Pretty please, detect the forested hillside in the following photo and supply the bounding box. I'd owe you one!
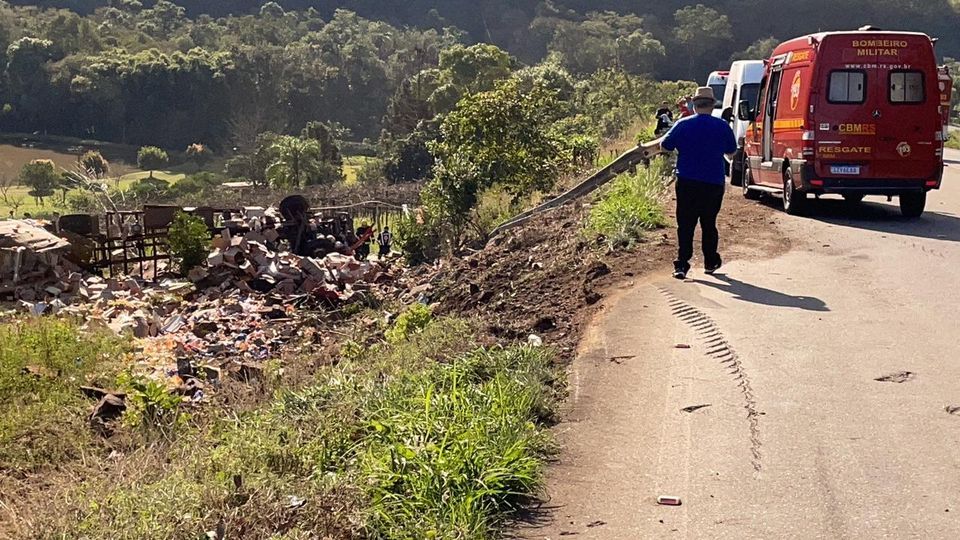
[0,0,958,150]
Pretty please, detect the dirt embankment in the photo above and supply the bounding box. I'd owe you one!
[432,188,787,363]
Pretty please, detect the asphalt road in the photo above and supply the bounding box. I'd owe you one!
[521,150,960,539]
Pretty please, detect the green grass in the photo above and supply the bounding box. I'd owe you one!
[588,156,670,249]
[946,130,960,150]
[343,156,376,186]
[7,313,560,539]
[0,317,129,474]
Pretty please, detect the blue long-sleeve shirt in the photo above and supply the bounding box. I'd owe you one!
[661,113,737,185]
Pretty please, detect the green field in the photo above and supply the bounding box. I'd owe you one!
[343,155,376,186]
[0,139,200,217]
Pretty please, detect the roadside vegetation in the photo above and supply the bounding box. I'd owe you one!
[588,156,671,250]
[1,307,559,539]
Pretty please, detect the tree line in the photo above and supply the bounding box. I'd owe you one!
[2,0,959,152]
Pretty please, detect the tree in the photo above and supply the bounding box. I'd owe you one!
[19,160,60,206]
[137,146,169,179]
[731,37,781,62]
[301,122,342,166]
[80,150,109,178]
[168,211,210,275]
[185,143,212,167]
[672,4,734,80]
[0,174,14,204]
[426,77,566,241]
[265,135,324,188]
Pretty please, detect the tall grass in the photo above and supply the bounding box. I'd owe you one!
[588,156,670,249]
[20,317,559,539]
[0,317,127,473]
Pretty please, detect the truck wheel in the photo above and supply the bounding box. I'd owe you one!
[742,158,761,200]
[729,151,744,187]
[899,191,926,218]
[782,169,806,215]
[843,194,865,204]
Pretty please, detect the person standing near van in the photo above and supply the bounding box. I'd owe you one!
[659,86,737,280]
[655,101,674,135]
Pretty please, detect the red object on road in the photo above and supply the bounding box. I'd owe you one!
[738,29,948,217]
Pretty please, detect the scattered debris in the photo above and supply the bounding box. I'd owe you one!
[874,371,916,383]
[609,354,635,364]
[90,393,126,422]
[657,495,682,506]
[674,344,691,349]
[586,520,606,528]
[527,334,544,347]
[946,405,960,416]
[680,404,711,413]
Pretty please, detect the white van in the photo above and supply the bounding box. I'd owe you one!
[706,71,729,117]
[718,60,765,185]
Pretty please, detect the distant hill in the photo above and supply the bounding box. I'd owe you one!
[9,0,960,66]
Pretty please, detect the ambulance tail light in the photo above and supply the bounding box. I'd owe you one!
[926,180,939,187]
[810,179,824,187]
[801,131,816,158]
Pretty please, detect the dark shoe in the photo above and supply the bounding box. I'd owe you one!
[705,256,723,275]
[673,263,689,280]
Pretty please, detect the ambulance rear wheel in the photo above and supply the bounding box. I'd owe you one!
[742,159,761,200]
[729,151,744,187]
[782,169,806,215]
[899,191,926,218]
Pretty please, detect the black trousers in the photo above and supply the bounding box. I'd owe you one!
[675,178,725,270]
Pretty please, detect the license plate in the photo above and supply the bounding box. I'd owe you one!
[830,165,861,175]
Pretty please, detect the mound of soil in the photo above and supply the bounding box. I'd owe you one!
[433,188,784,362]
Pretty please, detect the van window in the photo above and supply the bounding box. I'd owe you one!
[828,71,866,104]
[740,83,761,109]
[889,71,924,103]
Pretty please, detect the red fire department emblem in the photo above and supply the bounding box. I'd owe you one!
[790,71,802,110]
[896,142,911,157]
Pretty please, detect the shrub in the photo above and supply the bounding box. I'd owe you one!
[588,156,670,249]
[167,211,210,274]
[79,150,109,178]
[117,372,186,435]
[385,303,433,344]
[394,212,442,265]
[185,142,212,166]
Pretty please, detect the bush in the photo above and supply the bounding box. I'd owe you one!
[395,212,442,265]
[167,211,210,274]
[588,156,669,249]
[167,172,220,198]
[184,142,212,166]
[79,150,109,178]
[385,304,433,344]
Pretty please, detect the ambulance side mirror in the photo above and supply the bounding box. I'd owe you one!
[737,100,755,122]
[721,106,734,123]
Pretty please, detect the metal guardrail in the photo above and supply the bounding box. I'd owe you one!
[487,137,666,239]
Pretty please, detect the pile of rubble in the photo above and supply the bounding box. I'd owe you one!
[0,219,82,302]
[195,229,387,302]
[2,215,401,406]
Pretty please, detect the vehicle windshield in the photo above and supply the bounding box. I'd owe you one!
[710,83,727,108]
[740,83,761,110]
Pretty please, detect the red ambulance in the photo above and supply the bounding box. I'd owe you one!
[737,29,947,217]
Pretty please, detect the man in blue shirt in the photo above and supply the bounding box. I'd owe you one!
[659,86,737,280]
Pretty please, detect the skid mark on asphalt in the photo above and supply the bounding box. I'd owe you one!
[659,287,763,472]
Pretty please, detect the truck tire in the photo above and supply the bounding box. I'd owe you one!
[742,158,761,200]
[729,150,744,187]
[782,169,806,215]
[899,191,926,218]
